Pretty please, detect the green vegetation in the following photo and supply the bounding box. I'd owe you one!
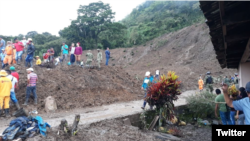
[185,91,216,119]
[0,1,204,57]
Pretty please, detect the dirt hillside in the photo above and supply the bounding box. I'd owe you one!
[12,64,141,113]
[100,23,236,91]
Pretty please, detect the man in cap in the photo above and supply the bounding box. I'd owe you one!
[105,47,110,66]
[6,70,20,110]
[0,70,12,117]
[10,66,19,82]
[61,42,69,65]
[222,81,250,125]
[23,68,38,105]
[86,50,93,67]
[141,71,153,110]
[204,71,213,93]
[14,38,24,65]
[25,39,35,67]
[97,49,102,70]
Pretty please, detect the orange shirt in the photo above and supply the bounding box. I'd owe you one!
[5,45,13,55]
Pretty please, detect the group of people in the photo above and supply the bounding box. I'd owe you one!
[198,72,239,93]
[141,70,160,109]
[0,37,35,68]
[38,42,111,70]
[0,66,38,117]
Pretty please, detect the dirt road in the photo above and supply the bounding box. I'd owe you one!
[0,90,196,134]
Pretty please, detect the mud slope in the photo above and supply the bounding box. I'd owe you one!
[12,64,141,113]
[107,23,236,91]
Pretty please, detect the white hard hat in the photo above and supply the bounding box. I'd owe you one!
[26,68,34,71]
[145,71,150,76]
[156,70,159,75]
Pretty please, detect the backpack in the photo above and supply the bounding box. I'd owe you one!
[206,76,212,84]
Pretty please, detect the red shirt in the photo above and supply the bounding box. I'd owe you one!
[11,72,19,88]
[14,42,24,52]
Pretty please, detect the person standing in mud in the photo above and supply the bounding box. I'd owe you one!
[105,47,110,66]
[86,50,93,66]
[97,49,102,70]
[198,76,204,92]
[61,42,68,65]
[25,40,35,67]
[69,43,76,65]
[47,48,55,62]
[204,71,213,93]
[0,70,12,117]
[75,42,83,66]
[23,68,38,105]
[141,71,153,110]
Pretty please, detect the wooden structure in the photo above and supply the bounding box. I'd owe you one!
[199,1,250,87]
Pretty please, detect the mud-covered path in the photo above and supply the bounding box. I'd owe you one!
[0,90,196,134]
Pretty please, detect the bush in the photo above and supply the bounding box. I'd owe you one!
[185,91,216,119]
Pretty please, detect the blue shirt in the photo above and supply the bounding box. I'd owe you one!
[142,77,153,90]
[105,50,110,58]
[61,45,69,54]
[233,97,250,125]
[0,53,5,61]
[0,39,5,50]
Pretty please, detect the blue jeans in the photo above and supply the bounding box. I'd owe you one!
[25,54,33,67]
[230,111,236,125]
[106,57,109,65]
[220,111,232,125]
[10,91,18,104]
[238,114,245,125]
[26,86,37,101]
[16,51,23,62]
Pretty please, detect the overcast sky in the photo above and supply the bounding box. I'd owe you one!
[0,0,145,37]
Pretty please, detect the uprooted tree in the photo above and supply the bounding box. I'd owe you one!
[140,71,184,130]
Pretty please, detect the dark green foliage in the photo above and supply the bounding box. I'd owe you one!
[186,91,216,119]
[121,1,204,46]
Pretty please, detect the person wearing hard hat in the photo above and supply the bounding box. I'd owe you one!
[23,68,38,105]
[36,56,41,65]
[97,49,102,70]
[141,71,153,110]
[6,70,20,111]
[25,39,35,67]
[0,70,12,117]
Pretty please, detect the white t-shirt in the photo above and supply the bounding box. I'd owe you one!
[70,47,75,54]
[7,75,18,92]
[21,40,27,46]
[55,58,59,62]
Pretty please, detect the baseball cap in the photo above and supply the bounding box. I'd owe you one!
[26,68,34,71]
[246,81,250,93]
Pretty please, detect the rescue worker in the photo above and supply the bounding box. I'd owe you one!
[141,71,153,110]
[155,70,160,80]
[204,71,213,93]
[0,70,12,117]
[198,76,204,92]
[97,49,102,70]
[23,68,38,105]
[86,50,93,66]
[6,70,20,110]
[223,76,230,86]
[233,73,239,84]
[3,41,14,69]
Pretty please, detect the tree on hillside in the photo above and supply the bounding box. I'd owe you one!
[42,32,52,37]
[26,31,38,39]
[60,1,126,49]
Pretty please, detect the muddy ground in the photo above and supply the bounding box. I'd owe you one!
[26,119,211,141]
[10,64,141,114]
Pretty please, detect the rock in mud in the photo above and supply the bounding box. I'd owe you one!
[45,96,57,113]
[123,118,131,126]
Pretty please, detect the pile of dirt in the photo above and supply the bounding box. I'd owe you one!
[11,64,141,113]
[106,23,236,91]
